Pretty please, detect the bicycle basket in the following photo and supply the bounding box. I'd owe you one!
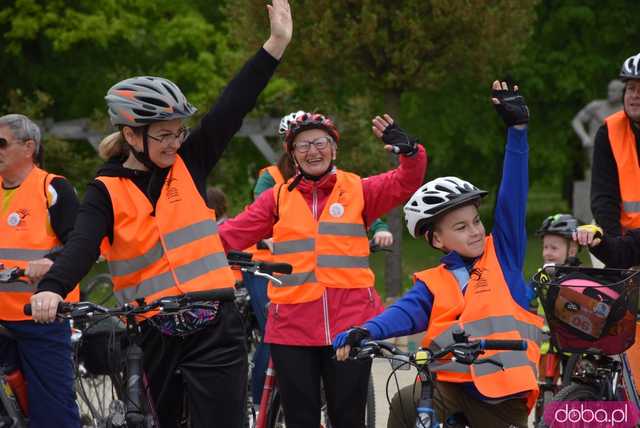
[77,316,126,376]
[532,265,639,355]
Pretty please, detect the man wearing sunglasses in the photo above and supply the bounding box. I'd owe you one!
[0,114,81,427]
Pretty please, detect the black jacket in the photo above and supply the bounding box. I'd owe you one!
[39,48,279,298]
[590,118,640,236]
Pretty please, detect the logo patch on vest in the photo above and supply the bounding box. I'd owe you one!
[7,212,21,227]
[329,202,344,218]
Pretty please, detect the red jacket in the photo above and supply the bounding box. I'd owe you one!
[220,145,427,345]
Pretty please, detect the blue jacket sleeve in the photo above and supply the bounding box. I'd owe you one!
[492,126,530,309]
[362,280,433,339]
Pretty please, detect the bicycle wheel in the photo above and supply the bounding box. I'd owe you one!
[536,383,601,428]
[76,371,125,428]
[266,388,286,428]
[365,374,376,428]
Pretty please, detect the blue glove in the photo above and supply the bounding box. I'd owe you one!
[332,326,371,350]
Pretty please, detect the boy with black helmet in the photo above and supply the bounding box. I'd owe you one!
[334,81,543,428]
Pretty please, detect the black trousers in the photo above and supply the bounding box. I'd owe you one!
[141,301,247,428]
[270,344,372,428]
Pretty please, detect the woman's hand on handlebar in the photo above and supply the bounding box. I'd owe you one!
[30,291,63,323]
[573,224,603,248]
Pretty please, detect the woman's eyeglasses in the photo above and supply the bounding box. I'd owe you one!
[146,128,189,145]
[293,136,333,153]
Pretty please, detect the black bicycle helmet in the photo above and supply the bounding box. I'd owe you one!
[537,214,578,238]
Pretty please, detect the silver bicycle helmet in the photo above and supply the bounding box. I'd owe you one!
[620,53,640,81]
[404,176,488,238]
[105,76,197,127]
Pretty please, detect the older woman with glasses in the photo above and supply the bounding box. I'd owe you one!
[34,1,292,426]
[219,111,428,428]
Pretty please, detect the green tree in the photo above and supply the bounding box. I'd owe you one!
[0,0,292,199]
[228,0,538,296]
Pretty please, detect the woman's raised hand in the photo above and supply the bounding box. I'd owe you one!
[263,0,293,60]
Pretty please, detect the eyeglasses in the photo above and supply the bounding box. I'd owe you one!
[293,136,333,153]
[0,137,21,150]
[146,127,189,145]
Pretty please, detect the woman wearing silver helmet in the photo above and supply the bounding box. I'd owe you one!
[33,1,292,426]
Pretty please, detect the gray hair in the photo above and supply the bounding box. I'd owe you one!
[0,114,42,160]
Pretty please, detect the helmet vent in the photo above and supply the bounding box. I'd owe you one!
[134,83,163,94]
[137,96,169,108]
[161,82,180,103]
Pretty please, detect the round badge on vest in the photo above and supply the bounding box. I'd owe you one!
[7,212,21,227]
[329,202,344,218]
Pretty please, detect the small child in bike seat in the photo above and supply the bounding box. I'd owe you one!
[333,81,544,428]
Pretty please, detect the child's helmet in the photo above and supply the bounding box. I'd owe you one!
[403,176,487,238]
[537,214,578,238]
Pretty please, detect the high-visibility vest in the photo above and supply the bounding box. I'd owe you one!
[606,111,640,231]
[418,236,544,410]
[98,155,235,305]
[0,167,79,320]
[244,165,286,265]
[259,165,284,187]
[269,170,374,304]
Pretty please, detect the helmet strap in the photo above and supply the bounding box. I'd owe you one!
[127,126,159,171]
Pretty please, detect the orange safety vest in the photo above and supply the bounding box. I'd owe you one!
[244,165,286,265]
[98,155,236,305]
[418,236,543,410]
[0,167,79,320]
[259,165,285,187]
[269,170,374,304]
[606,111,640,231]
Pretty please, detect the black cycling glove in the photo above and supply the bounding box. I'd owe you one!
[344,326,372,351]
[382,123,419,156]
[492,83,529,127]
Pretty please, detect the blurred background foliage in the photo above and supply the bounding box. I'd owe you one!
[2,0,639,293]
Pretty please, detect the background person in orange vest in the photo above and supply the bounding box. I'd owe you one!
[334,81,543,428]
[220,111,427,428]
[591,52,640,236]
[0,114,81,427]
[33,2,292,426]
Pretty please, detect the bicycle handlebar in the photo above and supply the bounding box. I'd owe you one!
[23,287,235,317]
[0,267,26,283]
[353,336,527,364]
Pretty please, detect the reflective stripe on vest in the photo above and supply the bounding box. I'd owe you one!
[606,111,640,231]
[418,235,543,410]
[107,219,219,276]
[431,350,538,378]
[269,170,374,303]
[0,167,79,321]
[99,155,235,305]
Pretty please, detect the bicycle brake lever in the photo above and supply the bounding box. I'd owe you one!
[475,357,504,370]
[253,270,283,286]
